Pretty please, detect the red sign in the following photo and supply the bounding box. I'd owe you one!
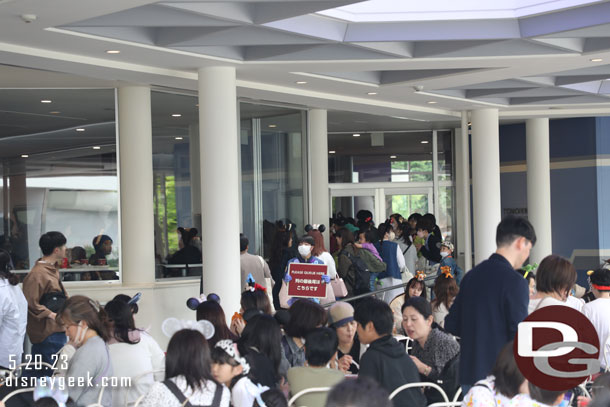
[287,263,328,298]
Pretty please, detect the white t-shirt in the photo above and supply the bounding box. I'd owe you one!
[0,278,28,369]
[527,296,583,314]
[318,251,337,279]
[582,297,610,369]
[140,376,230,407]
[232,376,268,407]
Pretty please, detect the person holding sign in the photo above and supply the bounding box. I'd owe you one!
[279,235,334,309]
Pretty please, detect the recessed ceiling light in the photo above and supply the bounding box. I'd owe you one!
[105,50,121,54]
[268,124,277,128]
[92,146,101,150]
[329,150,336,154]
[390,155,397,159]
[172,113,182,117]
[21,154,28,158]
[367,92,378,95]
[590,58,603,62]
[296,81,308,85]
[40,99,52,103]
[49,111,60,114]
[175,137,183,140]
[427,101,437,104]
[76,128,85,132]
[421,140,429,144]
[353,133,361,137]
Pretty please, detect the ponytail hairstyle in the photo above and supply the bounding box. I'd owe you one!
[57,295,110,342]
[104,299,139,344]
[0,249,18,286]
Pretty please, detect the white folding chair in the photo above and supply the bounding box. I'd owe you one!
[1,387,35,403]
[393,334,413,353]
[133,394,147,407]
[288,387,332,406]
[389,382,449,403]
[604,333,610,372]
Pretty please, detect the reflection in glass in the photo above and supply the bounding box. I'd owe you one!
[332,196,375,221]
[385,193,429,219]
[0,89,119,281]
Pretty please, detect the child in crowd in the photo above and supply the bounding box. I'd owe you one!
[355,230,383,262]
[431,269,459,328]
[390,273,427,333]
[212,339,268,407]
[286,327,345,407]
[583,267,610,371]
[354,297,426,407]
[439,242,464,285]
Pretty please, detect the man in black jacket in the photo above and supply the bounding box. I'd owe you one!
[355,298,426,407]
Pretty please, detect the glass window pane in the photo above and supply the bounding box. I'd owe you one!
[439,186,454,242]
[0,89,119,282]
[329,131,433,183]
[438,130,453,181]
[385,193,429,219]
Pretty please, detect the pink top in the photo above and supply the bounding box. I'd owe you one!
[361,242,383,262]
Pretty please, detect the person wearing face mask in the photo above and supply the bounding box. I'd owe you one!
[374,222,406,304]
[280,235,333,308]
[414,217,442,264]
[55,295,113,406]
[438,242,464,285]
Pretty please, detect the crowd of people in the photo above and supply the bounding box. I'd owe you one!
[1,213,610,407]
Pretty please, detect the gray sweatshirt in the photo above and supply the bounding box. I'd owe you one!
[66,335,114,406]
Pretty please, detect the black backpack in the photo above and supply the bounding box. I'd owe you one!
[345,251,371,295]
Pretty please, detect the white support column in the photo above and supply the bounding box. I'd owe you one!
[198,67,240,315]
[310,109,330,247]
[189,124,202,231]
[471,109,502,265]
[455,111,473,271]
[118,86,155,285]
[526,118,552,263]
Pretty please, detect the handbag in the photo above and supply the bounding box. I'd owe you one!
[331,278,348,298]
[40,291,67,313]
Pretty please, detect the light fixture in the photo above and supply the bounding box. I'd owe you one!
[21,154,29,158]
[367,92,378,95]
[175,136,183,140]
[590,58,603,62]
[427,101,437,104]
[329,150,336,154]
[40,99,52,103]
[171,113,182,117]
[49,111,60,114]
[296,81,307,85]
[390,155,397,159]
[92,146,101,150]
[105,50,121,54]
[268,124,277,128]
[353,133,361,137]
[421,140,429,144]
[76,128,85,132]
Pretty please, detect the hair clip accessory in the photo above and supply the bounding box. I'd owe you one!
[215,340,251,374]
[440,266,453,279]
[415,270,425,281]
[161,317,215,340]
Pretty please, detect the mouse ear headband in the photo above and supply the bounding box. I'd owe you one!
[215,340,250,374]
[162,318,215,340]
[34,381,69,407]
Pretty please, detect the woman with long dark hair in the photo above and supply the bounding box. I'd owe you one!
[140,329,230,407]
[268,228,294,309]
[196,300,238,347]
[237,314,283,388]
[104,299,165,406]
[0,249,27,369]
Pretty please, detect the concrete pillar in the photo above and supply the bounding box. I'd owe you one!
[117,86,155,285]
[526,118,552,263]
[455,112,473,271]
[189,124,202,232]
[198,67,240,315]
[310,109,330,247]
[471,109,501,265]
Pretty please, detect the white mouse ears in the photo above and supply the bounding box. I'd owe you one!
[161,318,215,340]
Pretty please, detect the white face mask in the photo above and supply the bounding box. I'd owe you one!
[298,245,312,257]
[388,231,396,241]
[72,321,89,347]
[440,251,449,258]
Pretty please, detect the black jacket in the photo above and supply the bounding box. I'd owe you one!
[420,232,442,264]
[359,335,427,407]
